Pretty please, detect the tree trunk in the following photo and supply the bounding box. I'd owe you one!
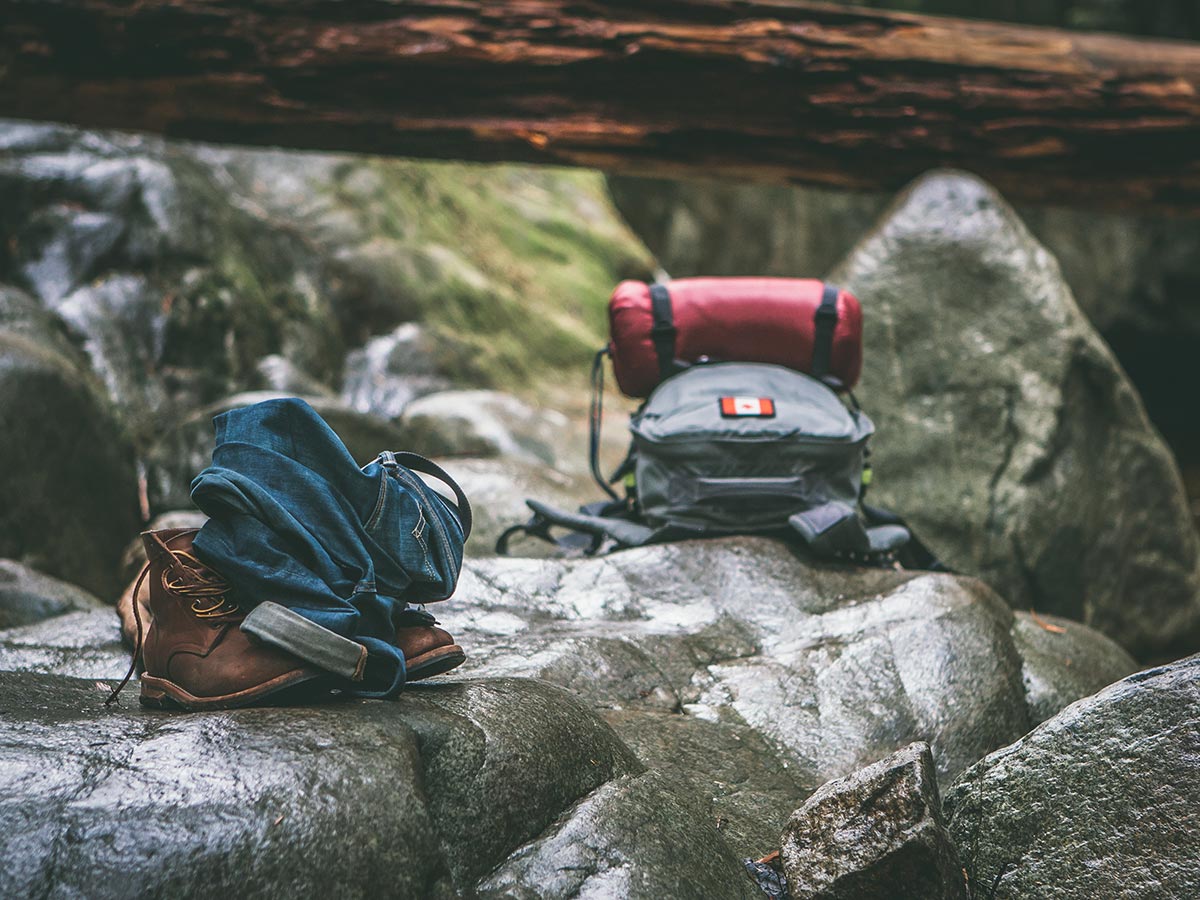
[2,0,1200,210]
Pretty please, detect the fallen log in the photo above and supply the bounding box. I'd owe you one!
[2,0,1200,209]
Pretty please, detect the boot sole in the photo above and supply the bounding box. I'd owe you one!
[406,645,466,682]
[140,647,466,709]
[139,670,327,711]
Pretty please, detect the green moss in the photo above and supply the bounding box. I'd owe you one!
[320,159,655,389]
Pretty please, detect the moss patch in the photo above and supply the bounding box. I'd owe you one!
[225,153,656,390]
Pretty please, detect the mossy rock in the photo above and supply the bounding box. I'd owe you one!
[0,330,139,598]
[204,149,656,390]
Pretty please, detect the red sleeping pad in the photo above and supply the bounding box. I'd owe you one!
[608,277,863,398]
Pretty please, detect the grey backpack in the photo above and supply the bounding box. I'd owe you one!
[498,361,929,563]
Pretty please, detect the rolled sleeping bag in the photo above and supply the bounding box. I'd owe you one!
[608,277,863,398]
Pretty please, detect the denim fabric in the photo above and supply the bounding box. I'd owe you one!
[189,398,467,698]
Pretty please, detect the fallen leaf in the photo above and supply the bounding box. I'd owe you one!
[1030,609,1066,634]
[273,814,284,827]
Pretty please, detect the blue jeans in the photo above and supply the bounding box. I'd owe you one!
[189,398,470,698]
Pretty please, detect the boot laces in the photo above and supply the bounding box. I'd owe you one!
[164,551,239,619]
[104,548,238,707]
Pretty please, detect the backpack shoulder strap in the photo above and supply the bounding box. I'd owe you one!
[496,499,663,556]
[788,501,870,557]
[788,500,913,562]
[589,348,621,501]
[383,451,472,540]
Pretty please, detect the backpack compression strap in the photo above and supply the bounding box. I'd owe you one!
[812,283,840,383]
[649,283,678,382]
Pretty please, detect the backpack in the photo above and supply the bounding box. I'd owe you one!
[497,280,942,569]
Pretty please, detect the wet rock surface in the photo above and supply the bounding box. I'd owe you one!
[1009,610,1138,726]
[0,561,105,630]
[601,710,811,858]
[0,610,129,680]
[0,674,650,899]
[945,654,1200,900]
[448,541,1032,788]
[476,767,758,899]
[0,121,346,440]
[0,537,1141,897]
[255,354,338,399]
[830,172,1200,659]
[434,537,1142,860]
[781,742,965,900]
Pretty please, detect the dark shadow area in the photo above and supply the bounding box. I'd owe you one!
[1104,329,1200,525]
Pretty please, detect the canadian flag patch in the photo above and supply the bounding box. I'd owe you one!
[720,396,776,418]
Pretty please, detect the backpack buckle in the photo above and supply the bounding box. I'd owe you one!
[650,321,677,341]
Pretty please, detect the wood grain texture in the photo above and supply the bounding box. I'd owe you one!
[2,0,1200,209]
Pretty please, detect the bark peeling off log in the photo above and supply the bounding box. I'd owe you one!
[2,0,1200,210]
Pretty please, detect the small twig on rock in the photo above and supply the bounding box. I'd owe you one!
[1030,609,1067,634]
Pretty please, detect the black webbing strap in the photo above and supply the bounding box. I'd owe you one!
[589,348,619,500]
[861,503,952,573]
[495,499,660,556]
[812,282,839,381]
[649,283,677,382]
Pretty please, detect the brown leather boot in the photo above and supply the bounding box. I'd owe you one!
[396,622,465,681]
[124,528,326,710]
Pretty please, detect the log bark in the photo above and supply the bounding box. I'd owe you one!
[2,0,1200,210]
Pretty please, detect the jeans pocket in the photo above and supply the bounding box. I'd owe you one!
[409,504,436,579]
[367,470,438,582]
[364,470,390,532]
